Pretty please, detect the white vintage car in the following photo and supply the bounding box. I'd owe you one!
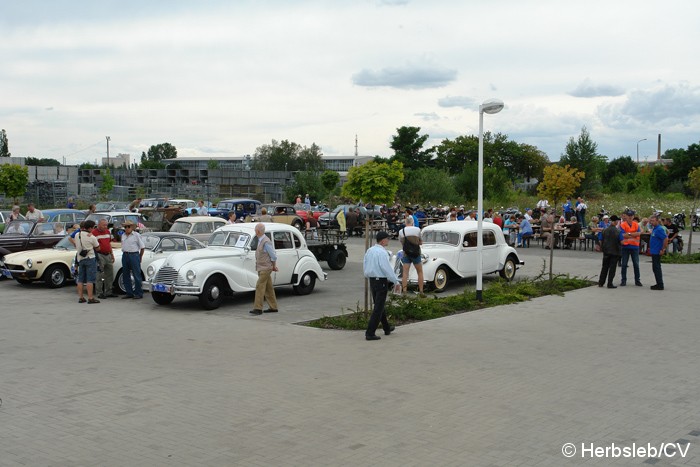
[143,223,327,310]
[0,235,76,288]
[394,221,524,292]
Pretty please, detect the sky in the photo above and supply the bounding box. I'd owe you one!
[2,0,700,165]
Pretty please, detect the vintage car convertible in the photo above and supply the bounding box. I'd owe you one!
[394,221,524,292]
[143,223,327,310]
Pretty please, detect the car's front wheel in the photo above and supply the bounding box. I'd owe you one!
[43,264,69,288]
[199,277,225,310]
[152,291,175,305]
[432,266,449,292]
[293,219,304,230]
[499,256,517,281]
[293,271,316,295]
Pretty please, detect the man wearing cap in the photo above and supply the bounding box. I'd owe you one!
[619,210,642,287]
[363,231,400,341]
[598,215,623,288]
[120,220,146,299]
[648,215,668,290]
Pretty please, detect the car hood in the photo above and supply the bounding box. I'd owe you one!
[161,246,246,270]
[2,246,74,265]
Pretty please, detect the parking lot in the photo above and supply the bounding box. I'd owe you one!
[1,237,700,466]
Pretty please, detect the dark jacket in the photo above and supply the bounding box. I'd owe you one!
[601,224,622,256]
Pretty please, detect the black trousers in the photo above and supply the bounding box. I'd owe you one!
[366,278,391,337]
[599,253,619,286]
[651,254,664,287]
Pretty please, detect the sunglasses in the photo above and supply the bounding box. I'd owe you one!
[124,225,133,229]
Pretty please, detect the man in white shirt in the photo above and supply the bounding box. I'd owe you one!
[196,200,209,216]
[25,203,44,221]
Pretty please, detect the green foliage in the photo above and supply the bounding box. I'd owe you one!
[78,162,99,169]
[251,140,324,172]
[688,167,700,196]
[284,171,325,204]
[0,129,10,157]
[560,126,606,194]
[660,252,700,264]
[207,160,220,169]
[537,164,584,208]
[140,143,176,168]
[320,170,340,194]
[0,164,29,200]
[99,169,115,199]
[25,157,61,166]
[604,156,637,185]
[304,276,593,330]
[398,167,459,204]
[389,126,434,170]
[341,160,404,205]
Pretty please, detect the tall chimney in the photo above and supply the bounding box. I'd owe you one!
[657,134,661,160]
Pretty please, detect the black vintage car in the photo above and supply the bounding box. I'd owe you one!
[0,220,66,257]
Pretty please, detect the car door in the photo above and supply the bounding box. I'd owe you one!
[481,230,499,273]
[457,232,478,277]
[271,230,298,285]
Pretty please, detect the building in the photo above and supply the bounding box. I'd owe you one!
[102,153,131,168]
[162,155,374,176]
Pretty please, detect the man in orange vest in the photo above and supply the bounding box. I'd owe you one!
[619,209,642,287]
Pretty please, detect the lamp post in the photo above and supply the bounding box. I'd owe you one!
[106,136,111,167]
[636,138,646,165]
[476,99,504,301]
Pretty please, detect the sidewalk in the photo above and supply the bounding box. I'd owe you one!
[0,254,699,466]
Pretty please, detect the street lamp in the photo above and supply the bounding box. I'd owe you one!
[477,98,504,301]
[636,138,646,164]
[106,136,111,167]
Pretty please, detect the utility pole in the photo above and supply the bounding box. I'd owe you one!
[106,136,111,167]
[354,134,358,167]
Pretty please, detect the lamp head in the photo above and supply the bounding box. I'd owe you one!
[480,99,504,115]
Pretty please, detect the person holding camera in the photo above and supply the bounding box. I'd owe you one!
[75,219,101,304]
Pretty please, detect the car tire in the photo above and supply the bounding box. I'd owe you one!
[499,256,517,281]
[116,269,143,294]
[293,271,316,295]
[43,264,68,288]
[199,277,225,310]
[327,249,346,270]
[152,291,175,305]
[432,266,449,292]
[293,219,304,230]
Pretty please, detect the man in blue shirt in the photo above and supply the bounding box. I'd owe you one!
[648,215,668,290]
[363,231,400,341]
[517,214,533,247]
[563,198,573,218]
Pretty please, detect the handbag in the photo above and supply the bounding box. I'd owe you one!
[402,227,421,257]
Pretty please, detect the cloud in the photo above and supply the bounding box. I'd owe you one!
[377,0,409,5]
[437,95,476,109]
[598,81,700,128]
[352,65,457,89]
[414,112,440,121]
[569,79,625,98]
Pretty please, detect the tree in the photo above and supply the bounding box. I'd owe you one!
[99,169,115,200]
[251,140,324,171]
[140,143,177,168]
[284,171,325,204]
[686,166,700,255]
[0,129,10,158]
[0,164,29,203]
[320,170,340,196]
[559,126,605,194]
[389,126,434,170]
[514,144,549,182]
[398,168,459,204]
[665,142,700,193]
[434,135,478,174]
[25,157,61,167]
[604,156,637,185]
[342,160,404,206]
[537,164,584,279]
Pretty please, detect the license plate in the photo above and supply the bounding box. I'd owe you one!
[152,283,171,293]
[1,268,12,278]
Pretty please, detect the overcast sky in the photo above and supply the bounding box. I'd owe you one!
[2,0,699,165]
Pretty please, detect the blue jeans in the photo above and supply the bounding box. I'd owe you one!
[651,254,663,287]
[121,252,143,297]
[620,248,640,284]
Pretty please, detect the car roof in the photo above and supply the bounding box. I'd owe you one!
[218,223,298,233]
[42,209,85,214]
[218,199,260,203]
[174,217,227,223]
[422,220,500,233]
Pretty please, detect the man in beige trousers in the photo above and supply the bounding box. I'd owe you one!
[250,223,279,315]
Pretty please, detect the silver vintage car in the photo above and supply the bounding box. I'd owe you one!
[144,223,327,310]
[394,221,524,292]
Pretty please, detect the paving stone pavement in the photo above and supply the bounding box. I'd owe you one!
[1,242,699,466]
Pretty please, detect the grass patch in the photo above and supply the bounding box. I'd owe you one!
[304,276,594,330]
[661,252,700,264]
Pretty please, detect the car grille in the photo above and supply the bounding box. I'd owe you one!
[3,263,27,273]
[154,266,179,284]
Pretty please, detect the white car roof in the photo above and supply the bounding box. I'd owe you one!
[174,217,226,224]
[218,223,299,234]
[422,220,501,233]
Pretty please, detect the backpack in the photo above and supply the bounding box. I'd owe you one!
[402,227,421,257]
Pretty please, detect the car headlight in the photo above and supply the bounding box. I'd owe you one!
[26,259,33,268]
[146,265,155,278]
[186,270,196,282]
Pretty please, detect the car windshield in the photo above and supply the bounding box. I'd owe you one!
[86,213,110,223]
[170,222,191,234]
[54,236,76,250]
[208,231,251,247]
[143,235,160,251]
[95,203,112,210]
[3,221,32,235]
[421,230,460,246]
[216,202,233,210]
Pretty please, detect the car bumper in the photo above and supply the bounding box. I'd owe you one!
[1,266,38,280]
[143,281,202,296]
